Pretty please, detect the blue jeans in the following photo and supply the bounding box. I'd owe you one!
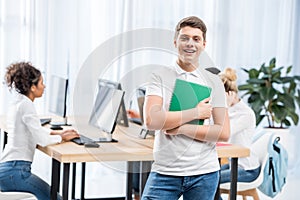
[220,164,260,184]
[142,171,219,200]
[0,160,61,200]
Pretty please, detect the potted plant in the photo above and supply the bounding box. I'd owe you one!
[238,57,300,128]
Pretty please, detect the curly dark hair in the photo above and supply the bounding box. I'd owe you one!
[174,16,207,41]
[4,62,41,95]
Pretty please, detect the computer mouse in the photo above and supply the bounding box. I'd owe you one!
[84,142,100,148]
[50,125,63,130]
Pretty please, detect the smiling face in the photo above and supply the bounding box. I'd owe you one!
[174,26,206,71]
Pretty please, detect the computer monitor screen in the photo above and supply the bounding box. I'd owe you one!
[135,87,155,138]
[89,82,125,134]
[137,88,146,123]
[48,75,69,127]
[97,79,129,127]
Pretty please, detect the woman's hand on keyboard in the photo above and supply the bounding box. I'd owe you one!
[60,129,80,142]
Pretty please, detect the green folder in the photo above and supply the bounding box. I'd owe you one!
[169,79,212,125]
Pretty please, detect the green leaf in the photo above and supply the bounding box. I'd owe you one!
[238,84,254,91]
[282,119,291,127]
[280,76,294,84]
[269,57,276,67]
[248,93,262,104]
[294,75,300,81]
[278,93,296,109]
[241,68,249,73]
[261,64,269,75]
[286,65,292,74]
[289,111,299,125]
[296,89,300,105]
[272,66,283,74]
[272,105,287,121]
[260,87,276,101]
[289,81,297,93]
[256,114,265,126]
[248,69,260,79]
[249,99,264,115]
[247,78,266,84]
[273,78,282,84]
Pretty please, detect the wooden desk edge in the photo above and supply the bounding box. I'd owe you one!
[216,145,250,158]
[37,143,154,163]
[38,143,250,163]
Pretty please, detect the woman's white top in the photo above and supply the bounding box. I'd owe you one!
[0,94,62,163]
[228,100,260,170]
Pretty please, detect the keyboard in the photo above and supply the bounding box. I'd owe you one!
[40,118,51,126]
[71,134,94,145]
[129,118,142,126]
[71,135,118,145]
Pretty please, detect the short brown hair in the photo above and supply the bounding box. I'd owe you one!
[174,16,207,41]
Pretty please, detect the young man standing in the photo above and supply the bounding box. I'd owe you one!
[142,16,230,200]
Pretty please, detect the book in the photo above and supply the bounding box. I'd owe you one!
[169,79,212,125]
[216,142,232,147]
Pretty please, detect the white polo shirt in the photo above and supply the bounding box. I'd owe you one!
[146,63,227,176]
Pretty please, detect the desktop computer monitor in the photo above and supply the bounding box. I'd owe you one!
[97,79,129,128]
[136,88,146,123]
[88,80,125,142]
[48,75,69,129]
[135,87,155,139]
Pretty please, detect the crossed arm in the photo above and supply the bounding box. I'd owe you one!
[144,95,230,142]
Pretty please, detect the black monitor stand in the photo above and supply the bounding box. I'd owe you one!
[96,132,118,143]
[139,128,155,139]
[50,125,63,130]
[50,117,72,130]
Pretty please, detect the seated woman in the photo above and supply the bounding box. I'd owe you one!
[0,62,79,200]
[219,68,260,184]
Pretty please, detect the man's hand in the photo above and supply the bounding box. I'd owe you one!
[127,109,141,119]
[195,97,212,119]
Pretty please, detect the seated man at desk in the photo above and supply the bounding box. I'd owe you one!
[0,62,79,200]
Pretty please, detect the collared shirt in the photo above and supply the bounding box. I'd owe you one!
[0,94,61,163]
[228,100,260,170]
[146,63,227,176]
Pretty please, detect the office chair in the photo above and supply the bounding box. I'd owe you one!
[220,133,275,200]
[1,130,37,200]
[0,191,37,200]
